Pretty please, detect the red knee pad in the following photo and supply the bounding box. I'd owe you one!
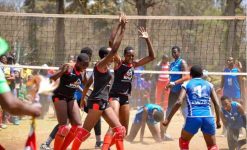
[74,127,90,142]
[179,137,189,150]
[208,145,219,150]
[112,126,126,140]
[57,125,70,137]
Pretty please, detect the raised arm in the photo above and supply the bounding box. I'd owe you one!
[109,13,123,48]
[134,27,155,67]
[97,14,127,70]
[210,88,221,129]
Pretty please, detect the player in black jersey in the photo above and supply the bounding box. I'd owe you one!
[71,13,127,150]
[40,47,102,150]
[50,53,90,150]
[102,27,155,150]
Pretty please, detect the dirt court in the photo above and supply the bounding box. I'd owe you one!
[0,109,246,150]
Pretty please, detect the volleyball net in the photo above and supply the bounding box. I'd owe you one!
[0,12,246,71]
[0,12,246,108]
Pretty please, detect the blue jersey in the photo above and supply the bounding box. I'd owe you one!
[134,103,163,124]
[222,101,243,129]
[74,84,84,101]
[170,58,183,92]
[223,68,241,99]
[182,78,213,117]
[145,103,163,120]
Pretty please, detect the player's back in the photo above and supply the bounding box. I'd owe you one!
[182,78,213,117]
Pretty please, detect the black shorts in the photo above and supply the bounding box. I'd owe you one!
[87,100,109,111]
[52,94,75,103]
[109,93,129,106]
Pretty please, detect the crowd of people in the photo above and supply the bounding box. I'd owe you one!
[0,13,246,150]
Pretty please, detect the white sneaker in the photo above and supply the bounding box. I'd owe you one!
[163,134,173,141]
[40,143,51,150]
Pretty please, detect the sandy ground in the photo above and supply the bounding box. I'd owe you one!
[0,108,246,150]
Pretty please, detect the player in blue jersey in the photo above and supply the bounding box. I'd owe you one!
[166,46,190,117]
[163,65,221,150]
[126,103,164,143]
[221,96,246,150]
[163,46,190,139]
[219,56,245,104]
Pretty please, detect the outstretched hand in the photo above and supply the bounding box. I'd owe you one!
[119,13,128,26]
[138,27,149,39]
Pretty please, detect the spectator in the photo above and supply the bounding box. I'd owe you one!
[219,57,245,104]
[155,54,170,110]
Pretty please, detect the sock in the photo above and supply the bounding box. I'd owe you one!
[61,126,78,150]
[54,134,65,150]
[109,135,116,147]
[46,137,53,146]
[101,134,113,150]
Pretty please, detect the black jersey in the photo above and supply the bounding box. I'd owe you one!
[110,62,134,95]
[53,67,83,98]
[88,66,112,101]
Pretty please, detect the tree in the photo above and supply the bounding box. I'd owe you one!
[54,0,66,65]
[222,0,243,59]
[126,0,162,58]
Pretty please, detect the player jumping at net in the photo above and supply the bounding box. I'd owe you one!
[101,26,155,150]
[70,13,127,150]
[163,65,221,150]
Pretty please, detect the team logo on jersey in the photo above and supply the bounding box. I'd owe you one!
[123,69,133,81]
[66,79,81,89]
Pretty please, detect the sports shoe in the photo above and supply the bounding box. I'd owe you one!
[163,133,173,141]
[0,124,7,129]
[95,141,103,149]
[40,143,51,150]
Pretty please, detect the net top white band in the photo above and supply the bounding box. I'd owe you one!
[0,12,245,20]
[1,64,247,76]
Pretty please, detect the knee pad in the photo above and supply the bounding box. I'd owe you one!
[208,145,219,150]
[57,125,70,137]
[74,127,90,142]
[179,137,189,150]
[112,126,126,140]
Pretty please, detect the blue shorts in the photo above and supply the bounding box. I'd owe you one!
[183,117,216,135]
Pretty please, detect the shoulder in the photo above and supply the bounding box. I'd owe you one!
[205,80,214,89]
[182,80,190,89]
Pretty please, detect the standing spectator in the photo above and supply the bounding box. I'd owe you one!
[155,54,170,110]
[219,57,245,104]
[0,55,15,127]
